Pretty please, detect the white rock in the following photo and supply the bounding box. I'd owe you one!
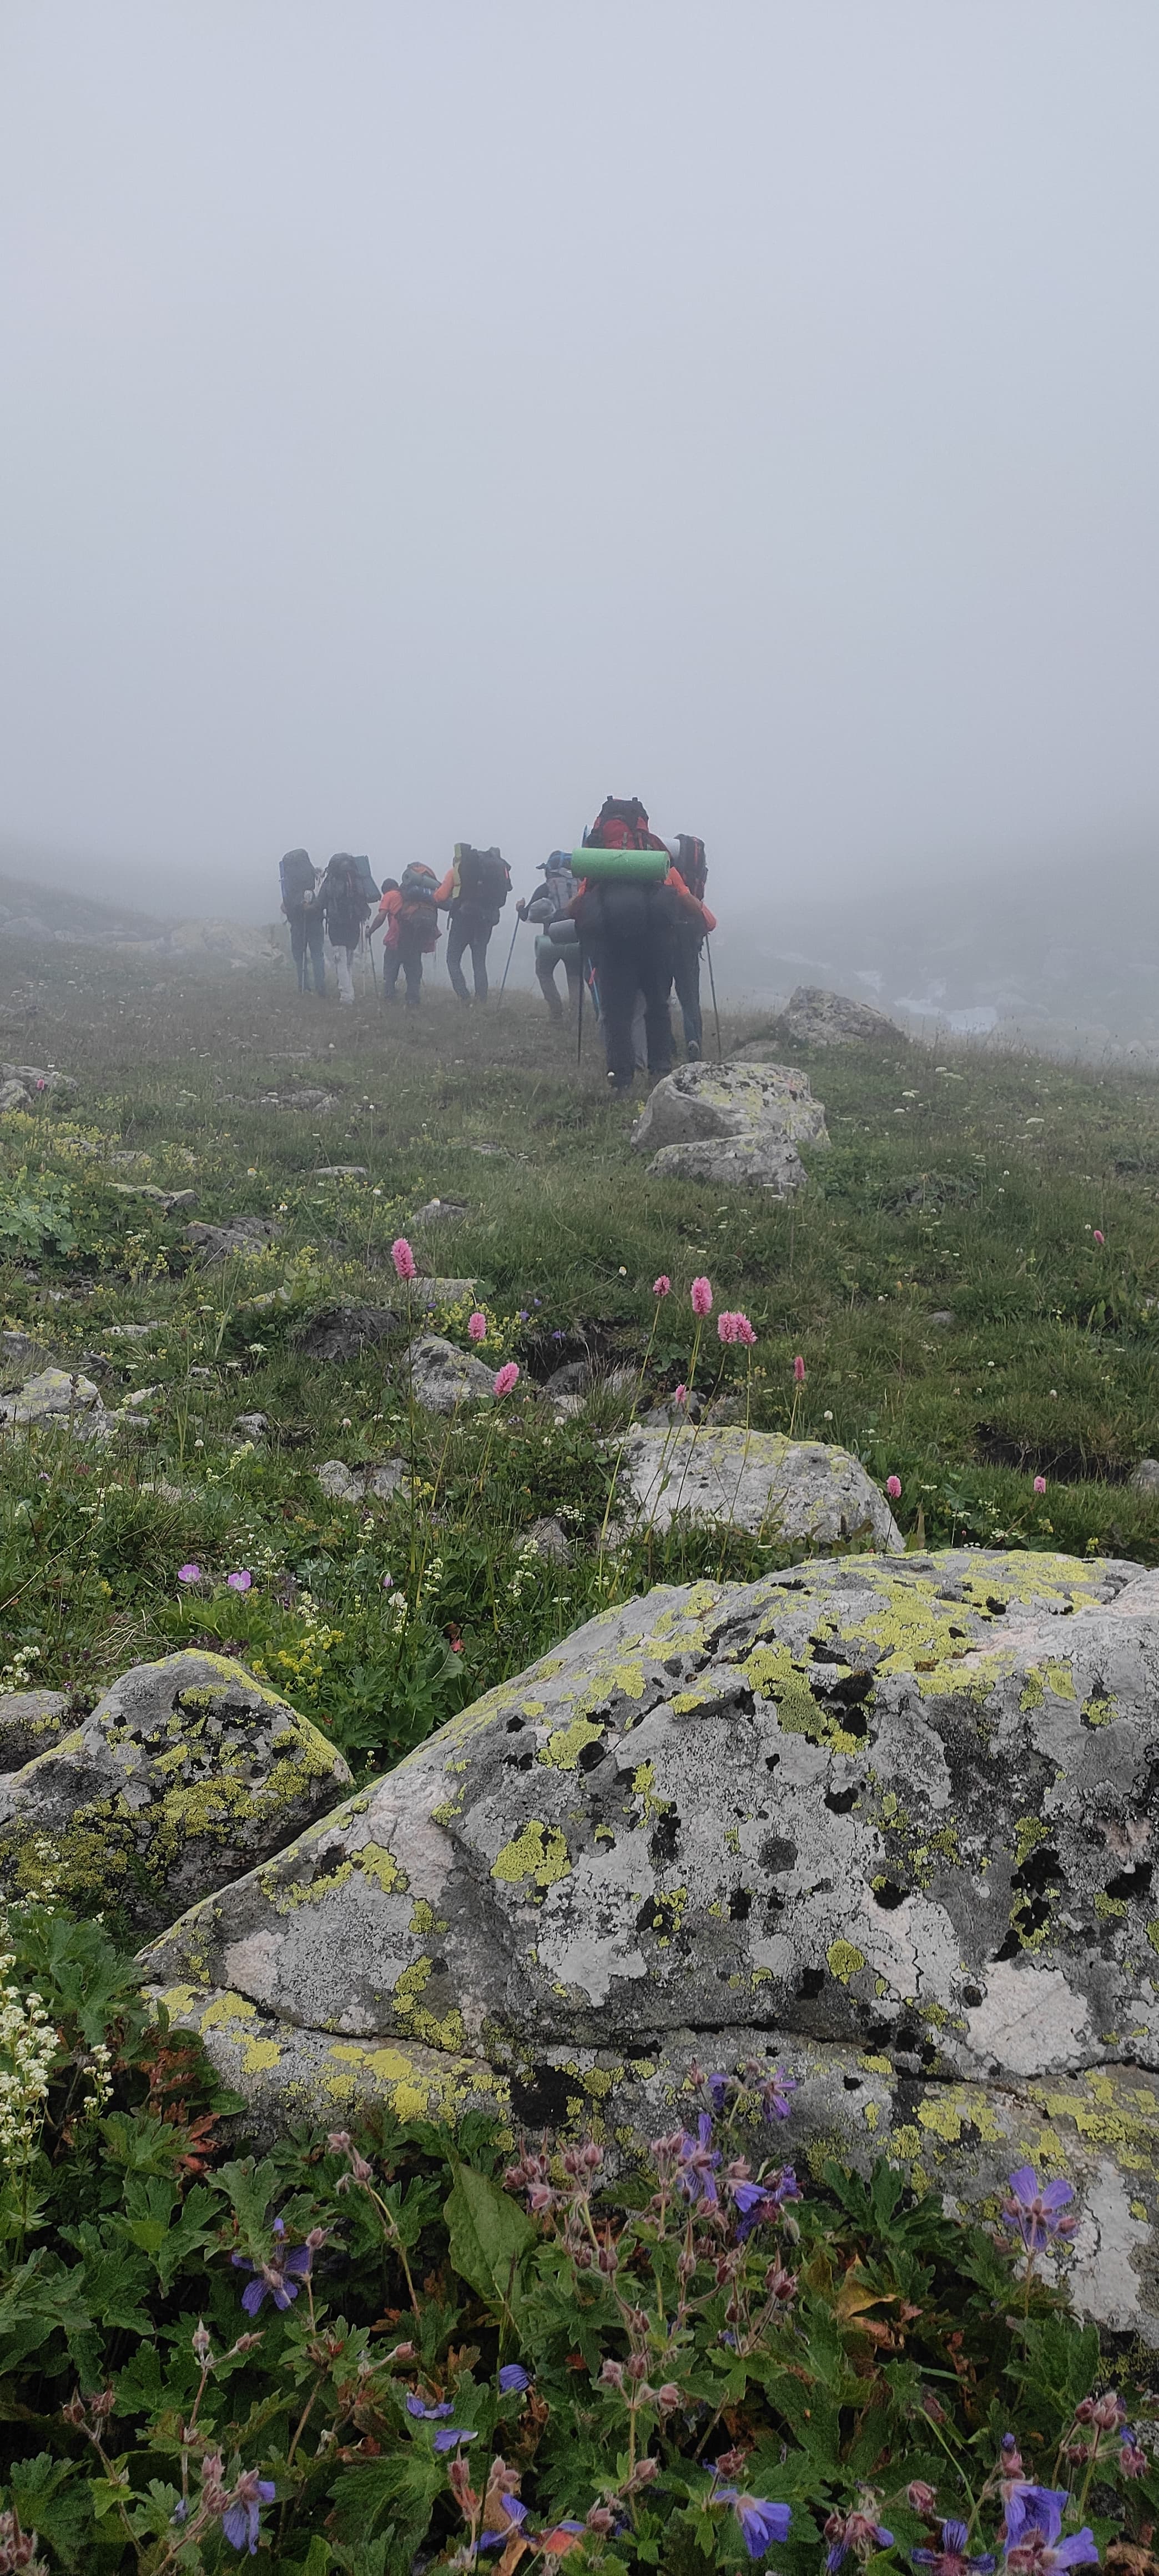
[612,1425,904,1549]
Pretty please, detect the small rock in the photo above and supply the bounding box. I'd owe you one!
[123,1385,162,1410]
[781,986,903,1046]
[185,1216,281,1262]
[523,1516,572,1563]
[313,1165,367,1179]
[404,1277,477,1309]
[542,1359,592,1399]
[633,1061,827,1195]
[295,1305,402,1362]
[0,1061,74,1094]
[1129,1461,1159,1495]
[0,1330,51,1383]
[231,1412,269,1441]
[108,1182,199,1213]
[0,1368,102,1425]
[108,1320,164,1340]
[0,1080,30,1113]
[613,1425,904,1549]
[702,1395,743,1425]
[412,1198,468,1225]
[0,1689,73,1772]
[647,1134,810,1192]
[317,1457,410,1505]
[405,1335,496,1415]
[0,1650,351,1931]
[929,1310,955,1329]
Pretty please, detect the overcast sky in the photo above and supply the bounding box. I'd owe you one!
[2,2,1158,919]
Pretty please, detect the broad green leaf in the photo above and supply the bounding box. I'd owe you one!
[444,2162,535,2323]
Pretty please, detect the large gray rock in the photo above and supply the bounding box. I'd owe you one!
[780,986,903,1047]
[0,1652,350,1930]
[613,1426,904,1549]
[404,1334,497,1413]
[0,1061,75,1093]
[185,1216,281,1262]
[0,1367,104,1427]
[141,1550,1159,2334]
[316,1457,410,1505]
[295,1304,402,1362]
[633,1061,827,1193]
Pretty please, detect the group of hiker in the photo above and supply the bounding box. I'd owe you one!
[277,796,717,1092]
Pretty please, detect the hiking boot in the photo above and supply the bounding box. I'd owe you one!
[687,1039,701,1059]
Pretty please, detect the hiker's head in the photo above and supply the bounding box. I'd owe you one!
[381,877,399,894]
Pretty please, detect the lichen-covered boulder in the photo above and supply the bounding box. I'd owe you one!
[141,1551,1159,2332]
[613,1426,903,1548]
[0,1652,351,1931]
[632,1061,828,1156]
[404,1335,496,1413]
[780,987,903,1047]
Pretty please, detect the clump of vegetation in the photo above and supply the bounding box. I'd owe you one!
[2,1897,1158,2573]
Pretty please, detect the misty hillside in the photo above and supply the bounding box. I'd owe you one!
[0,870,280,968]
[713,847,1159,1053]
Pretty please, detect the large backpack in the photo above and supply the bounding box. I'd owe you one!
[455,844,511,915]
[321,853,370,940]
[279,848,315,906]
[583,796,667,854]
[673,834,708,901]
[397,862,440,949]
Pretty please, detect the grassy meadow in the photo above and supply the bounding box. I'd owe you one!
[2,939,1158,1796]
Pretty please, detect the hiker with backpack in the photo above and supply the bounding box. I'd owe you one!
[517,852,580,1022]
[659,834,717,1058]
[279,848,326,996]
[435,844,511,1005]
[570,797,681,1093]
[319,852,371,1006]
[370,863,440,1007]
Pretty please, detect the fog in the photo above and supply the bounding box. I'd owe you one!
[2,2,1159,932]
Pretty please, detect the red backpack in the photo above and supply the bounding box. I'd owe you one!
[584,796,667,854]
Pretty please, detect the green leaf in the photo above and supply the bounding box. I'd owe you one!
[0,2453,92,2572]
[443,2162,535,2326]
[327,2449,444,2550]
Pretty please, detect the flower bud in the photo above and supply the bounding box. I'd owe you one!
[907,2483,938,2519]
[599,2359,626,2391]
[656,2382,682,2412]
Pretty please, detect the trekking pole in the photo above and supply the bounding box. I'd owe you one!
[367,932,379,999]
[576,959,584,1068]
[701,943,721,1061]
[498,913,521,994]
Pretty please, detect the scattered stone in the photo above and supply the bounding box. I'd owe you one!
[781,987,904,1046]
[108,1321,164,1340]
[411,1198,468,1225]
[404,1335,496,1414]
[0,1690,73,1772]
[0,1080,29,1113]
[404,1277,476,1309]
[294,1304,402,1362]
[122,1386,162,1410]
[246,1089,337,1113]
[613,1426,904,1549]
[0,1061,75,1093]
[316,1458,410,1505]
[701,1395,743,1425]
[231,1412,269,1441]
[108,1182,199,1213]
[928,1311,956,1329]
[185,1216,281,1262]
[0,1650,351,1932]
[542,1359,591,1400]
[0,1368,103,1427]
[633,1062,827,1193]
[142,1549,1159,2334]
[522,1516,572,1563]
[313,1165,367,1179]
[1129,1461,1159,1495]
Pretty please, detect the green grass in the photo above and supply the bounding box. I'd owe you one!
[2,942,1157,1797]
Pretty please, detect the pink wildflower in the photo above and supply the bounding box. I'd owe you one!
[177,1563,201,1584]
[885,1475,901,1501]
[1034,1474,1047,1495]
[718,1310,756,1346]
[493,1362,520,1398]
[793,1355,805,1383]
[467,1311,487,1342]
[1093,1229,1105,1245]
[227,1568,252,1592]
[653,1275,671,1297]
[382,1571,394,1589]
[674,1384,687,1406]
[391,1236,416,1281]
[690,1276,713,1317]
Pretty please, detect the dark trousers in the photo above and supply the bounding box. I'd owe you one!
[535,937,581,1020]
[596,934,674,1091]
[671,928,703,1054]
[382,937,425,1006]
[289,910,326,993]
[446,909,493,1002]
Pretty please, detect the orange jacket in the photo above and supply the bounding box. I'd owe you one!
[369,887,402,947]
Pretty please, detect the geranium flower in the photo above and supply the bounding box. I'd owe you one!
[227,1569,252,1592]
[177,1562,201,1584]
[713,2480,792,2561]
[433,2425,478,2453]
[220,2470,276,2555]
[1002,2165,1077,2253]
[493,1362,520,1397]
[913,2518,996,2576]
[1002,2486,1097,2571]
[231,2217,319,2315]
[676,2112,720,2203]
[497,2363,531,2393]
[825,2503,895,2569]
[690,1276,713,1316]
[760,2066,797,2121]
[391,1236,416,1281]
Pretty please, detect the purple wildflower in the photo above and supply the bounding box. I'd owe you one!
[230,2217,316,2316]
[760,2066,797,2122]
[913,2519,996,2576]
[713,2481,792,2560]
[825,2504,895,2570]
[732,2166,802,2243]
[1002,2166,1078,2254]
[480,2497,528,2549]
[497,2363,531,2394]
[676,2111,720,2205]
[1120,2432,1148,2479]
[405,2392,455,2419]
[707,2072,729,2112]
[433,2426,478,2453]
[220,2471,276,2554]
[1002,2488,1098,2572]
